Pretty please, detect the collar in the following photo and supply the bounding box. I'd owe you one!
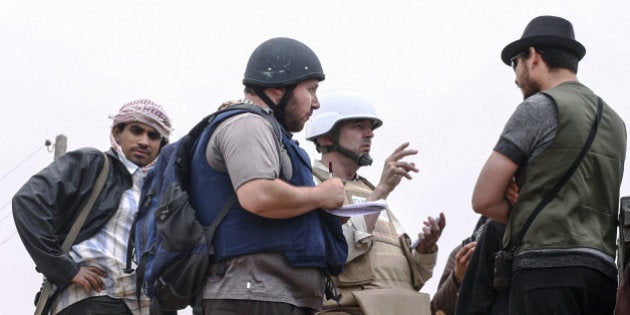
[313,159,359,182]
[114,150,142,175]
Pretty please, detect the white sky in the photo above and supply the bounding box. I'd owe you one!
[2,1,630,314]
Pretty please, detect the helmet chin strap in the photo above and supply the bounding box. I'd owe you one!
[253,85,296,126]
[325,144,373,167]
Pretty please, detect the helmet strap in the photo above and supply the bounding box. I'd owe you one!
[316,126,372,166]
[253,85,296,127]
[324,144,373,167]
[253,86,277,108]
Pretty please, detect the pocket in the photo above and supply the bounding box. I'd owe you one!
[155,252,211,311]
[156,183,206,251]
[492,250,513,292]
[336,253,375,286]
[353,288,431,315]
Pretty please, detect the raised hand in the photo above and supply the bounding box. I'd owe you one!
[415,212,446,254]
[374,142,419,199]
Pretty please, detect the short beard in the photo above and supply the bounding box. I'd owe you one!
[281,94,305,132]
[520,66,541,99]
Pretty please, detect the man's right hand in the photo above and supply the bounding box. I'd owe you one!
[374,142,418,199]
[71,265,108,294]
[318,178,346,210]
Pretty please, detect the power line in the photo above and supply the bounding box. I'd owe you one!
[0,212,10,224]
[0,141,49,216]
[0,140,51,184]
[0,139,57,249]
[0,200,9,214]
[0,231,17,246]
[0,211,16,247]
[0,200,16,248]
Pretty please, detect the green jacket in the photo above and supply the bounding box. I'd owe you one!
[506,81,626,257]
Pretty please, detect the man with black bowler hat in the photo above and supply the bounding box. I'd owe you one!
[472,16,626,314]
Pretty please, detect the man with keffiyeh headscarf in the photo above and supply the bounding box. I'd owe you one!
[12,99,172,315]
[110,99,173,171]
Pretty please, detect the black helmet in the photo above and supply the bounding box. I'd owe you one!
[243,37,325,87]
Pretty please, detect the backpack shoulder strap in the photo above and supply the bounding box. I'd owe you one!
[203,103,285,176]
[35,151,110,315]
[190,103,282,140]
[210,103,283,144]
[63,151,110,250]
[189,103,285,247]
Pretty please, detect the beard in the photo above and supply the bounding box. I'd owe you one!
[519,65,542,99]
[282,110,305,132]
[280,95,308,132]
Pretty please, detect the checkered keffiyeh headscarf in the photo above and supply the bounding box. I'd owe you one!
[110,99,173,141]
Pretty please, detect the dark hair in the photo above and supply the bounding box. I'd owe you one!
[243,85,258,95]
[525,46,579,73]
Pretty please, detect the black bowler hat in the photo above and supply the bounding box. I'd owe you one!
[501,15,586,65]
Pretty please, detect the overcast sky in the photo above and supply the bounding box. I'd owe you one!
[2,1,630,314]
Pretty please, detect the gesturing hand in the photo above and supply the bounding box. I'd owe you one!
[375,142,418,198]
[415,212,446,254]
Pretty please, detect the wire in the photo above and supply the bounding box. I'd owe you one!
[0,206,17,247]
[0,141,52,249]
[0,141,49,184]
[0,212,10,224]
[0,231,17,246]
[0,205,16,247]
[0,200,9,214]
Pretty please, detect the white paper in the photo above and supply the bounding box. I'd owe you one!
[325,199,388,217]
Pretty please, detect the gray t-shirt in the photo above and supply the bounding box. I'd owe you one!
[203,112,323,310]
[494,93,558,165]
[206,112,292,188]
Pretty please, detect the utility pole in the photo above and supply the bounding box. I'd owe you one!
[53,134,67,161]
[30,136,71,315]
[34,134,68,315]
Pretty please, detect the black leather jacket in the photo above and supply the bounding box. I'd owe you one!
[12,148,132,287]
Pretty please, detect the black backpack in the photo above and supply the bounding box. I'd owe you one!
[125,103,282,314]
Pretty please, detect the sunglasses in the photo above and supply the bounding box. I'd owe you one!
[510,52,527,70]
[510,49,544,70]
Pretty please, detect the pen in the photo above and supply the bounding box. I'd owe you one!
[328,161,333,179]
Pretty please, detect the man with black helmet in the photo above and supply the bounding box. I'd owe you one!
[472,16,626,314]
[306,89,444,315]
[191,37,348,315]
